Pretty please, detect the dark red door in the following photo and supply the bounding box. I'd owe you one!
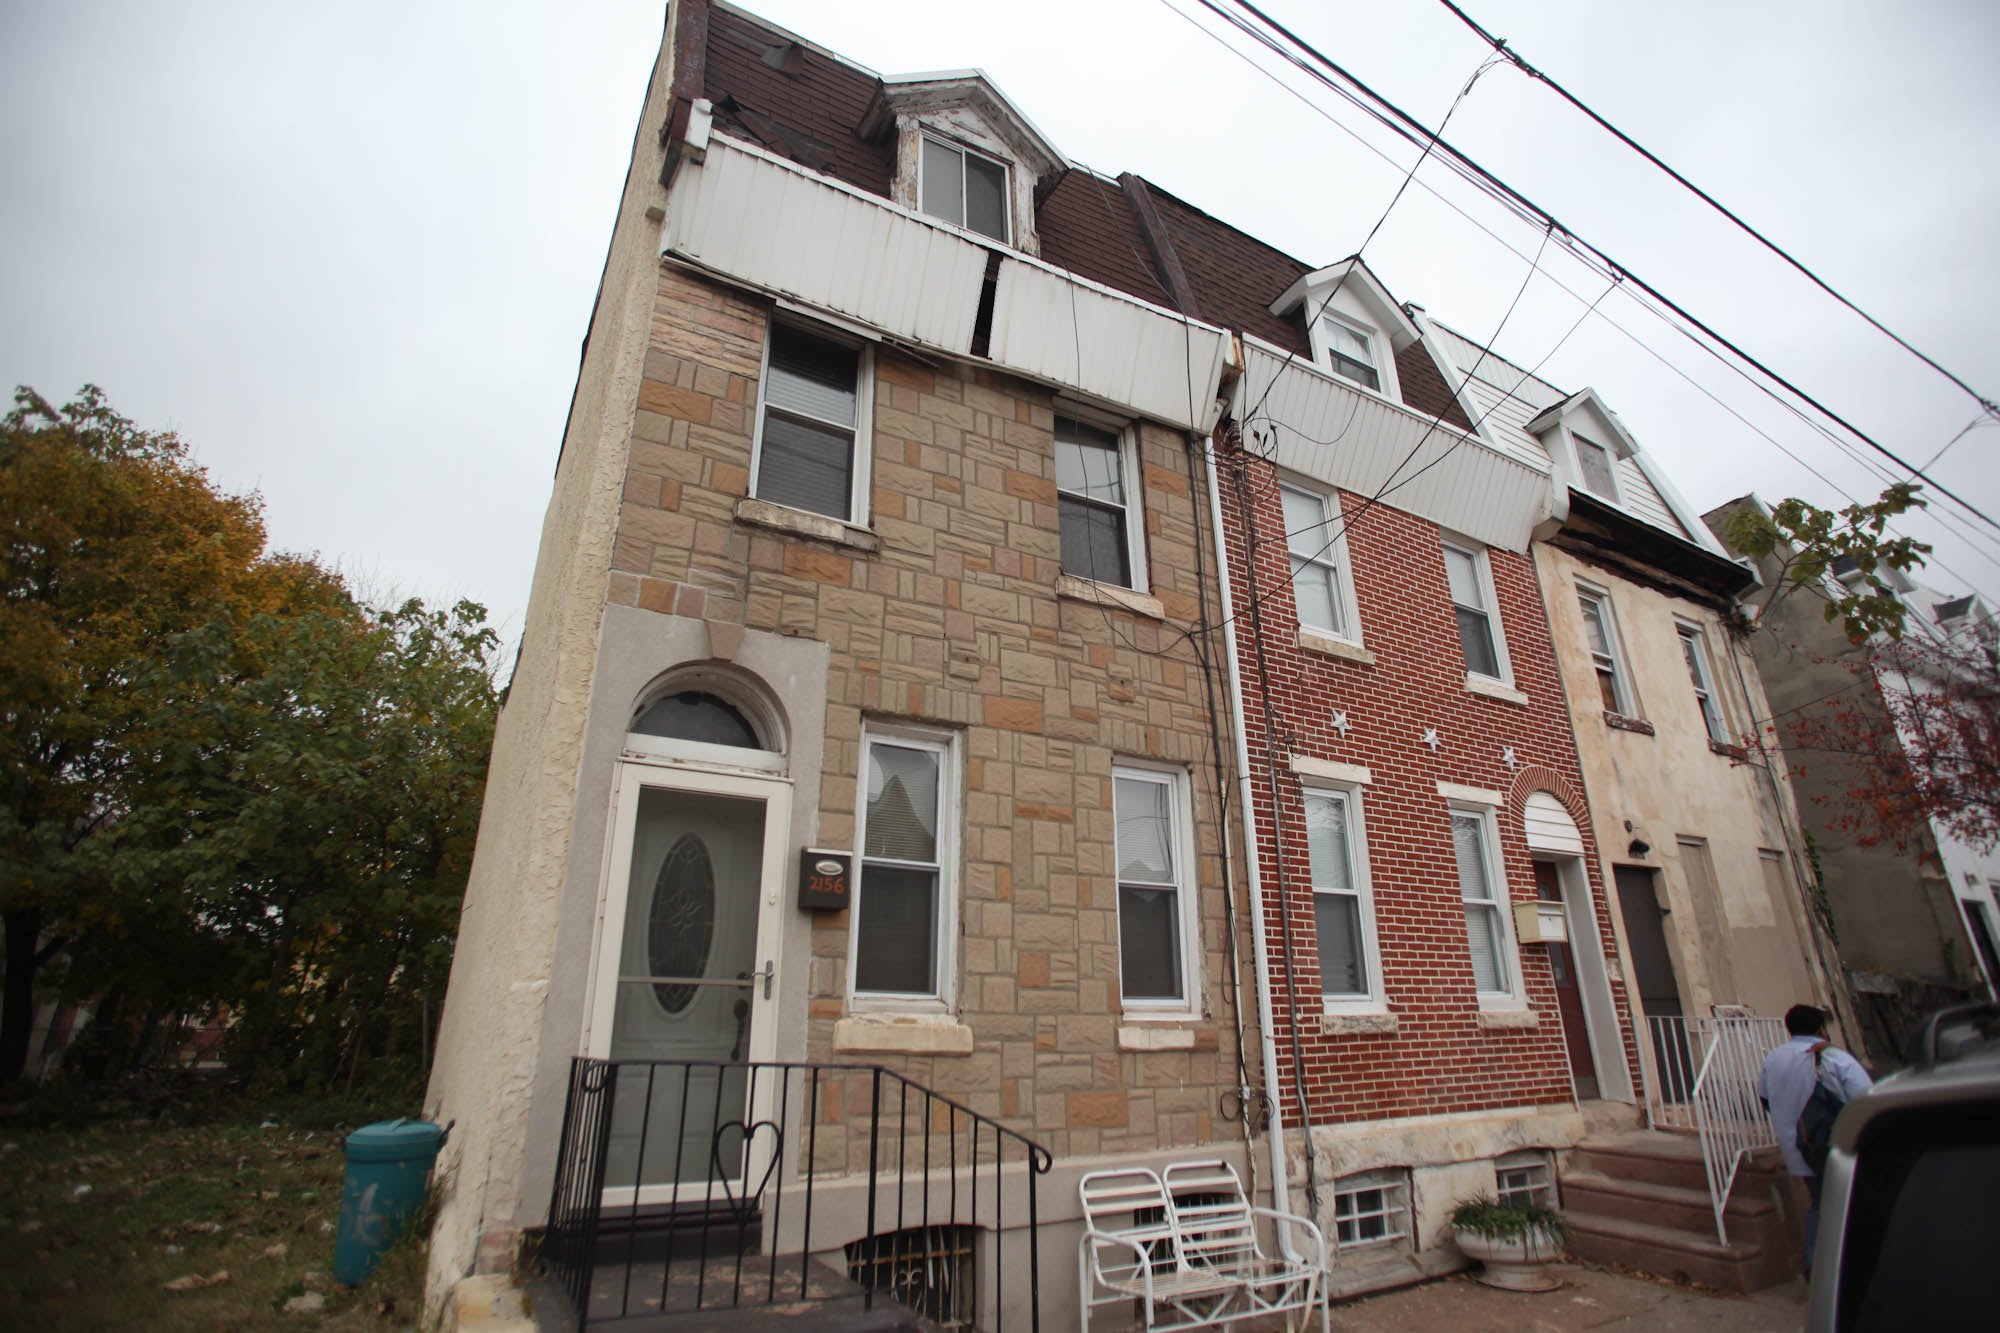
[1535,861,1599,1099]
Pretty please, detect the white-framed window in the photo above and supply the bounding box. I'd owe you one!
[850,725,959,1007]
[1315,313,1382,392]
[1577,586,1636,716]
[1450,805,1518,1001]
[1112,764,1197,1011]
[919,134,1009,243]
[1677,624,1730,744]
[1304,785,1382,1008]
[1572,433,1620,502]
[752,319,873,523]
[1332,1170,1411,1251]
[1496,1151,1556,1209]
[1056,414,1145,591]
[1442,539,1508,682]
[1282,484,1360,642]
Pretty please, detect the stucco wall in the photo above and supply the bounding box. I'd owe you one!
[421,15,680,1305]
[1535,544,1826,1022]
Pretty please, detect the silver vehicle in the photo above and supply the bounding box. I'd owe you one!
[1808,1003,2000,1332]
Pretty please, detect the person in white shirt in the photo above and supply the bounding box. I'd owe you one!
[1757,1003,1873,1273]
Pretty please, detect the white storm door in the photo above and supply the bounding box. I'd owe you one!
[588,763,791,1207]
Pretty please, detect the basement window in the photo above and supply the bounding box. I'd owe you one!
[1333,1169,1411,1251]
[846,1224,978,1329]
[1496,1151,1556,1209]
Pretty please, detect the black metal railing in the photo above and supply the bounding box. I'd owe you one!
[543,1058,1053,1331]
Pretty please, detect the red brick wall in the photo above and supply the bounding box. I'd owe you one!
[1217,443,1641,1126]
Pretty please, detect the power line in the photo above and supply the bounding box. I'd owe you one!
[1430,0,2000,420]
[1157,0,2000,597]
[1208,0,2000,538]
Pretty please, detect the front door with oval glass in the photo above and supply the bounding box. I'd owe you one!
[593,775,785,1204]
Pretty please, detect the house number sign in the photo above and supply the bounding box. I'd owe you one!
[797,848,851,911]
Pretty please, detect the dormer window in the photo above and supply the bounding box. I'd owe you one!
[1572,434,1619,501]
[1318,315,1381,392]
[919,134,1010,243]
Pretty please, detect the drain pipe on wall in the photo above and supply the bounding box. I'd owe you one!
[1201,423,1314,1255]
[1183,430,1261,1208]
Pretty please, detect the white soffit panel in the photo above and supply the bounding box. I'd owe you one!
[1239,340,1551,552]
[987,259,1230,433]
[664,137,987,355]
[1523,791,1586,856]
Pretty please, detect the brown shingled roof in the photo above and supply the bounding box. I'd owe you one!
[696,5,1473,430]
[1034,172,1175,311]
[702,6,893,198]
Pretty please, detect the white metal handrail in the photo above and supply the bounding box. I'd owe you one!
[1685,1016,1788,1245]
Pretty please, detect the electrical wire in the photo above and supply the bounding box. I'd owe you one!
[1202,0,2000,537]
[1431,0,2000,418]
[1155,0,2000,597]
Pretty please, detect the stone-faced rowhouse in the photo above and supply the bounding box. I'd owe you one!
[426,0,1833,1322]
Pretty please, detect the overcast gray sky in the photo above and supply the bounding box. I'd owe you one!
[5,0,1997,651]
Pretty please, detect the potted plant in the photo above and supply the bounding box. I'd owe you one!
[1448,1194,1568,1292]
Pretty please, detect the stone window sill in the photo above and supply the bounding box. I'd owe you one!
[1464,675,1529,706]
[832,1015,973,1056]
[1297,628,1376,666]
[1320,1009,1398,1035]
[1475,1007,1540,1030]
[735,497,880,553]
[1709,739,1749,760]
[1604,711,1656,736]
[1117,1024,1197,1051]
[1057,574,1163,620]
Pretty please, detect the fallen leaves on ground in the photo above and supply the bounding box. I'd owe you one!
[163,1271,232,1292]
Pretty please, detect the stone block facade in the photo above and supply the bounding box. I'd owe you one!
[606,262,1252,1164]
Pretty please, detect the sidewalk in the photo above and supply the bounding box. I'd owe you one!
[1329,1263,1806,1332]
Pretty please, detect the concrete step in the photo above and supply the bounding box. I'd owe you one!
[1571,1132,1709,1192]
[1565,1209,1790,1293]
[1562,1169,1779,1235]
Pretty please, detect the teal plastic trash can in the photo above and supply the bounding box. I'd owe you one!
[333,1118,447,1285]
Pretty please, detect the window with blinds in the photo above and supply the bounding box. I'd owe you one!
[754,322,865,522]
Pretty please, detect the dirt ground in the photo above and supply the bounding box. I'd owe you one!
[1328,1263,1806,1332]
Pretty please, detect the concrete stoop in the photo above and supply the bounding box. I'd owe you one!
[449,1274,537,1333]
[1562,1132,1802,1292]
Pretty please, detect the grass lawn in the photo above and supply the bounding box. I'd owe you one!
[0,1114,430,1331]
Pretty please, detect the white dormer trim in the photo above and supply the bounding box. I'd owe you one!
[1269,259,1418,402]
[860,71,1066,258]
[1529,388,1729,554]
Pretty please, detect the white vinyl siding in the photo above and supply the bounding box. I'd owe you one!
[753,321,869,522]
[1282,484,1356,640]
[1113,767,1196,1009]
[851,728,958,1005]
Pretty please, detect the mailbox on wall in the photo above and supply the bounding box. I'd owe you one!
[798,848,851,911]
[1514,900,1569,945]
